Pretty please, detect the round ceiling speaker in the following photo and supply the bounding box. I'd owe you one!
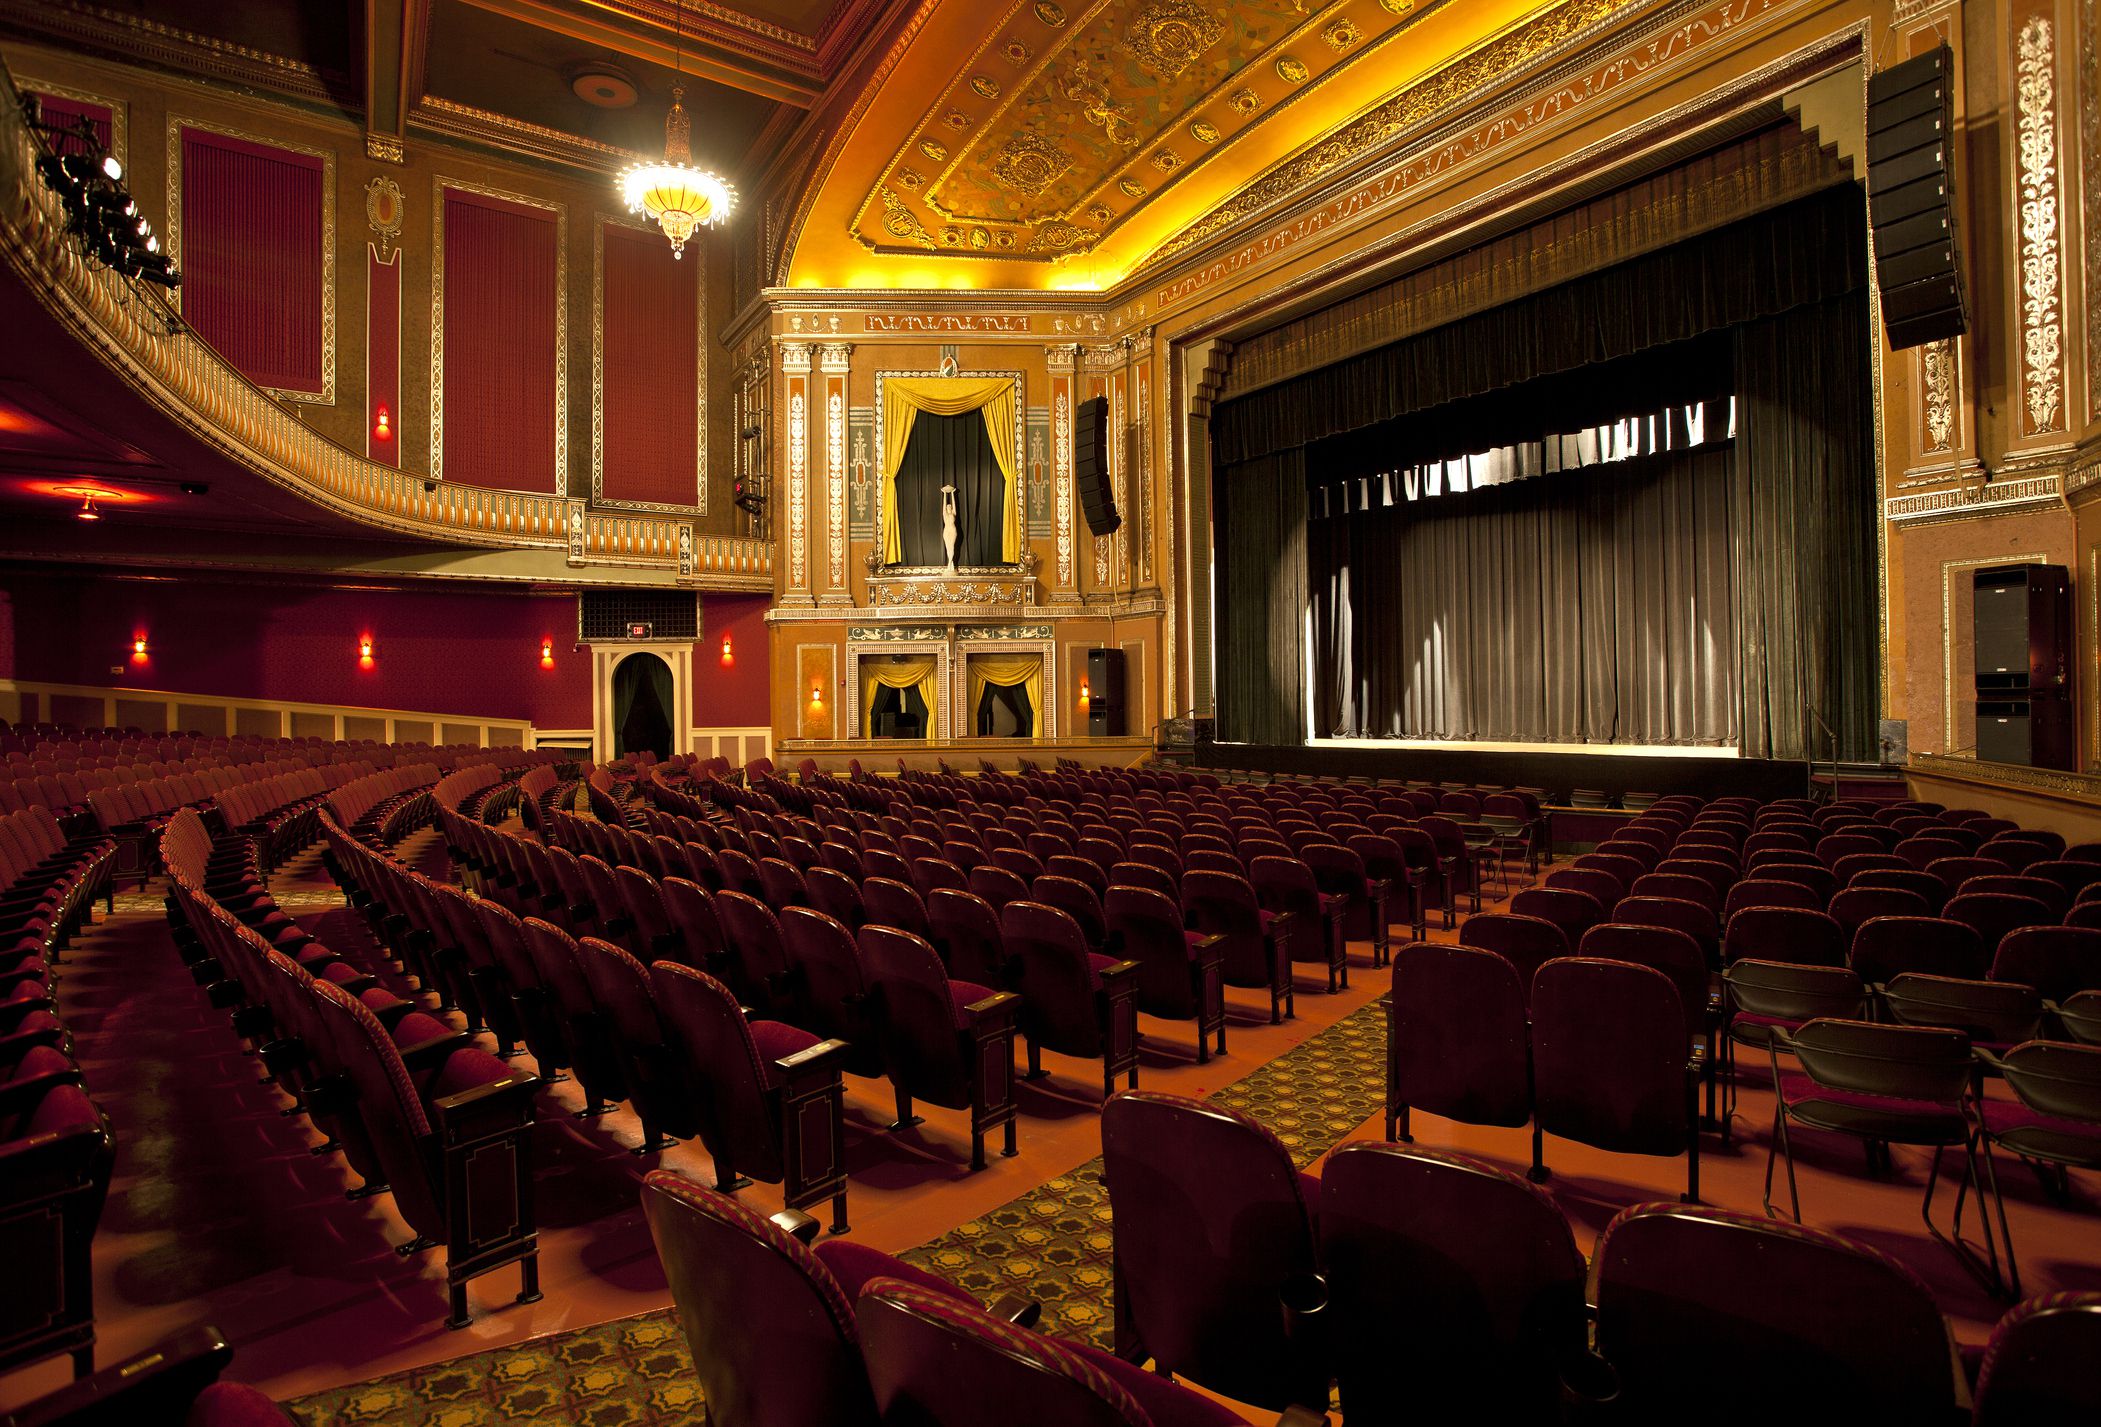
[570,64,639,109]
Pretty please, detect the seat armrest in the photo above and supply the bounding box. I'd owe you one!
[963,988,1023,1024]
[429,1067,541,1123]
[396,1028,475,1070]
[1095,959,1142,992]
[769,1207,821,1244]
[0,1323,234,1427]
[774,1036,853,1080]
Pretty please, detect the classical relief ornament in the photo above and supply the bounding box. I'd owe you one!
[1054,387,1074,587]
[365,177,404,256]
[992,134,1072,195]
[827,388,847,589]
[2015,16,2064,434]
[365,133,404,165]
[1921,340,1955,453]
[788,388,809,589]
[868,578,1036,607]
[880,189,938,248]
[1122,0,1224,81]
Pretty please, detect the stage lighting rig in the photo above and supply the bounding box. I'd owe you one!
[21,93,180,291]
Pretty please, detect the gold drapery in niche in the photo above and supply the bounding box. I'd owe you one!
[861,653,939,738]
[881,375,1020,566]
[966,654,1044,738]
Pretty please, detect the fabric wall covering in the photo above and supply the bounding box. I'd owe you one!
[968,655,1043,737]
[180,128,325,394]
[600,221,699,508]
[881,377,1020,565]
[441,188,559,492]
[862,654,939,737]
[367,248,400,466]
[33,93,111,156]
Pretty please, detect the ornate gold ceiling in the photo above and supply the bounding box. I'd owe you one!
[789,0,1646,290]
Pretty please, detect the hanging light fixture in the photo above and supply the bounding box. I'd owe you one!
[619,1,735,259]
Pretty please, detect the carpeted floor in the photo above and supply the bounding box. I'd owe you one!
[280,1001,1390,1426]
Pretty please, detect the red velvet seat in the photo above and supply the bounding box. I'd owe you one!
[1386,942,1531,1142]
[806,864,865,930]
[1529,957,1701,1201]
[520,917,629,1116]
[1509,886,1605,947]
[779,907,886,1080]
[1973,1291,2101,1425]
[715,889,804,1024]
[1030,872,1108,953]
[858,924,1019,1169]
[862,876,931,941]
[574,937,697,1153]
[1586,1204,1961,1421]
[1319,1143,1585,1423]
[1181,868,1295,1024]
[1991,924,2101,1003]
[1608,893,1719,966]
[999,900,1139,1094]
[1105,883,1225,1063]
[1100,1091,1329,1414]
[1722,905,1846,967]
[1250,854,1348,993]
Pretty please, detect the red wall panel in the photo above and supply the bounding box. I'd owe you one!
[0,574,589,728]
[441,189,558,492]
[600,221,699,508]
[180,128,325,393]
[696,594,769,727]
[367,246,400,465]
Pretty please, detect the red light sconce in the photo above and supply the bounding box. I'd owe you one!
[540,638,555,670]
[1078,677,1090,711]
[130,634,149,665]
[358,634,375,669]
[373,404,392,442]
[719,634,734,668]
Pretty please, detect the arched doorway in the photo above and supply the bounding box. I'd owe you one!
[611,651,674,758]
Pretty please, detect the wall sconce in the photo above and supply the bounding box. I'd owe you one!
[358,634,375,669]
[1078,677,1090,709]
[540,638,556,670]
[810,680,824,708]
[75,491,102,522]
[130,634,149,664]
[720,634,734,667]
[372,404,392,442]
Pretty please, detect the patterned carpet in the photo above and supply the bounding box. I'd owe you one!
[282,1001,1388,1426]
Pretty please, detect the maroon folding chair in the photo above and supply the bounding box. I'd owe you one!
[1181,868,1295,1024]
[1386,943,1531,1143]
[858,924,1020,1170]
[1456,912,1568,1005]
[1972,1290,2101,1425]
[998,901,1140,1095]
[1106,884,1225,1064]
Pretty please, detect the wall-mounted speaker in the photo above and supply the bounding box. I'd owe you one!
[1074,394,1121,538]
[1975,694,2074,770]
[1972,562,2071,693]
[1867,44,1967,350]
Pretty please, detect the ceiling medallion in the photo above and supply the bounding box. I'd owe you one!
[970,75,1001,99]
[1034,1,1067,24]
[1029,221,1097,254]
[1229,88,1260,115]
[1323,19,1361,51]
[1005,38,1033,64]
[1123,0,1226,81]
[896,167,924,190]
[879,189,937,247]
[364,176,404,255]
[1118,178,1147,197]
[1276,56,1309,83]
[920,138,949,162]
[1190,120,1221,143]
[1088,204,1112,222]
[944,110,972,130]
[1152,149,1183,171]
[1378,0,1416,12]
[990,133,1071,196]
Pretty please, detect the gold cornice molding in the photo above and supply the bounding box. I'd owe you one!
[410,96,648,176]
[0,0,344,107]
[0,70,768,589]
[1909,752,2101,803]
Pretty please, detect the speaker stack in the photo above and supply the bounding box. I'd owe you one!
[1972,563,2074,769]
[1867,43,1968,350]
[1074,395,1121,538]
[1087,647,1126,737]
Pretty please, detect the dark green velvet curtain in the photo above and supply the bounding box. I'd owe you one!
[895,411,1003,566]
[1214,187,1878,759]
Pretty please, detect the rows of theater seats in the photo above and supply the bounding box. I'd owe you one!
[1383,791,2101,1303]
[0,804,116,1391]
[629,1087,2101,1427]
[150,762,547,1343]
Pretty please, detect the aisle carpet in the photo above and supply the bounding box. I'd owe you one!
[281,1001,1388,1426]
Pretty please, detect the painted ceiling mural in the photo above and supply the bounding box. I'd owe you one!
[851,0,1453,262]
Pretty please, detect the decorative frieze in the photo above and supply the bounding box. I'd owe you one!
[1884,473,2063,523]
[2015,15,2064,435]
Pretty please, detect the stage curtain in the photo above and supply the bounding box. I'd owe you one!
[1215,448,1308,745]
[1734,294,1878,761]
[862,655,939,738]
[1213,187,1867,469]
[968,655,1043,736]
[180,128,325,393]
[881,377,1019,565]
[895,413,1004,565]
[1312,447,1739,746]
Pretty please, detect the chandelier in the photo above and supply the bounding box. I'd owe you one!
[619,5,735,258]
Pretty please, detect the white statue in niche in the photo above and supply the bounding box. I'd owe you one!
[940,483,959,573]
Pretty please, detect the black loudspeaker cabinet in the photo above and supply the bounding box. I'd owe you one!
[1973,562,2071,693]
[1867,44,1967,350]
[1074,394,1121,538]
[1086,647,1126,736]
[1975,694,2074,771]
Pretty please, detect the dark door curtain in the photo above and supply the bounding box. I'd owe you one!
[976,682,1034,736]
[870,684,929,738]
[1311,446,1740,745]
[895,411,1003,566]
[614,654,674,757]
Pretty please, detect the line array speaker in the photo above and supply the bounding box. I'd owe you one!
[1074,394,1121,538]
[1867,44,1967,350]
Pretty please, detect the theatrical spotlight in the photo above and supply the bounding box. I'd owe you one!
[23,94,180,291]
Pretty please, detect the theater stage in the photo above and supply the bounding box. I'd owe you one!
[1196,739,1825,802]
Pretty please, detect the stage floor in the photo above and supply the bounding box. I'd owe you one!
[1310,737,1740,760]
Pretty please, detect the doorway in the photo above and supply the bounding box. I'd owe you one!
[612,652,674,758]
